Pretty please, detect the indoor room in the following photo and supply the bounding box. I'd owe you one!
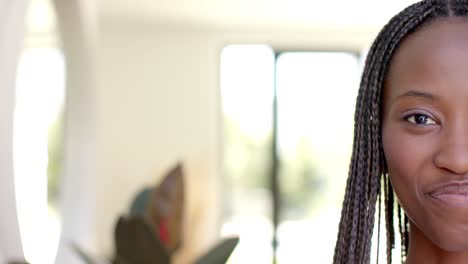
[0,0,418,263]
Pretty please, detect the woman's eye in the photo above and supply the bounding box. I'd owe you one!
[405,114,436,125]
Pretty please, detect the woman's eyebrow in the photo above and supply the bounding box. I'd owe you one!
[394,90,436,102]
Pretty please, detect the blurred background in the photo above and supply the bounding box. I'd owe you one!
[0,0,418,263]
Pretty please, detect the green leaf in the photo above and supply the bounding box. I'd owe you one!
[194,237,239,264]
[115,216,170,264]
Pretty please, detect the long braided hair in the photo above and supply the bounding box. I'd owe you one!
[333,0,468,263]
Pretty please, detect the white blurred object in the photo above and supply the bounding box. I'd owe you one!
[0,0,29,261]
[14,47,65,264]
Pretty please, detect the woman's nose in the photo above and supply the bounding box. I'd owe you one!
[434,129,468,175]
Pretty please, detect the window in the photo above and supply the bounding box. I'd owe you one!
[275,51,360,263]
[220,45,275,263]
[221,45,361,263]
[13,0,65,263]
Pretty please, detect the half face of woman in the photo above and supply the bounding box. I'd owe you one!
[382,18,468,252]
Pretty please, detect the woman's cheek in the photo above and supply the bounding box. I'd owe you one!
[382,124,429,211]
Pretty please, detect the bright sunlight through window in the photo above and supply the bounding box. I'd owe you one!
[13,0,64,263]
[221,45,361,263]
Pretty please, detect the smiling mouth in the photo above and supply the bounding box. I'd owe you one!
[429,183,468,208]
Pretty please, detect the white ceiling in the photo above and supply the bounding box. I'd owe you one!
[97,0,420,30]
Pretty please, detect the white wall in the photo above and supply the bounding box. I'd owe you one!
[54,0,99,263]
[95,19,224,263]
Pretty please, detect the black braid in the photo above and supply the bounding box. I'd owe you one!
[385,176,394,264]
[332,0,468,263]
[376,188,382,264]
[404,213,410,256]
[397,204,405,261]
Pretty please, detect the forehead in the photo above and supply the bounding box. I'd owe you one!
[385,17,468,100]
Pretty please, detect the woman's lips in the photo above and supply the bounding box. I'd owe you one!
[429,182,468,208]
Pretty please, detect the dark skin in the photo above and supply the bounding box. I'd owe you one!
[383,17,468,264]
